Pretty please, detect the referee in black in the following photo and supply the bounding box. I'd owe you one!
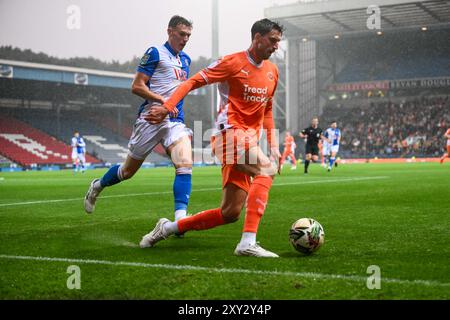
[299,117,324,174]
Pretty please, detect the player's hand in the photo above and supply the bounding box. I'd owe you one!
[145,105,168,124]
[145,105,170,124]
[270,146,282,174]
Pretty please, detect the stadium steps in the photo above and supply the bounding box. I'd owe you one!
[9,108,169,165]
[88,112,170,160]
[0,115,100,166]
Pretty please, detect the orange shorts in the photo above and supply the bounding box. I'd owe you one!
[447,146,450,154]
[220,164,251,193]
[211,129,258,193]
[283,149,293,156]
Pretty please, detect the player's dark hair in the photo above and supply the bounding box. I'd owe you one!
[251,18,284,39]
[331,120,337,124]
[168,15,193,28]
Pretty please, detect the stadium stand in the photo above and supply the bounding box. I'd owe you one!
[0,107,170,165]
[336,54,450,83]
[87,110,169,158]
[0,115,100,166]
[321,96,450,158]
[0,154,15,167]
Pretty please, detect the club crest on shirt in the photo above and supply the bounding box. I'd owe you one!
[140,54,150,66]
[267,72,274,81]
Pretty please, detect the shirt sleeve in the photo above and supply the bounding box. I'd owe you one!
[78,138,86,148]
[263,102,276,147]
[263,67,279,148]
[164,73,208,112]
[136,47,160,77]
[198,54,239,84]
[164,55,239,112]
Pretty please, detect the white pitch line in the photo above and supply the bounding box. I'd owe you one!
[0,176,389,208]
[0,254,448,288]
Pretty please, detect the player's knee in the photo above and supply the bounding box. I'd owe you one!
[120,167,136,180]
[221,206,241,223]
[174,159,193,169]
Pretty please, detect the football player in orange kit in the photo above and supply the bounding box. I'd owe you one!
[140,19,284,257]
[439,128,450,164]
[281,131,297,170]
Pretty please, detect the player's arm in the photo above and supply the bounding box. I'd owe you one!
[299,129,307,138]
[144,73,206,123]
[146,56,237,124]
[131,47,165,105]
[321,133,331,143]
[131,73,165,104]
[444,131,450,139]
[263,79,281,173]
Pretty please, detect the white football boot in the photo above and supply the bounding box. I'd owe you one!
[84,179,102,214]
[234,242,279,258]
[139,218,170,248]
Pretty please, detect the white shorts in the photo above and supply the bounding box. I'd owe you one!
[128,118,192,161]
[72,151,86,163]
[331,145,339,154]
[322,144,331,156]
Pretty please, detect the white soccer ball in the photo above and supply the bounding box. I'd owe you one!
[289,218,325,254]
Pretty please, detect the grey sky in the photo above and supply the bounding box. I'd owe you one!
[0,0,295,63]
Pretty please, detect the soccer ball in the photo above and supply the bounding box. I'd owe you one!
[289,218,325,254]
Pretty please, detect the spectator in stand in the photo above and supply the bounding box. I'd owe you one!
[321,95,449,158]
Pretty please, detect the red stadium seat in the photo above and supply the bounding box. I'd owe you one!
[0,116,101,166]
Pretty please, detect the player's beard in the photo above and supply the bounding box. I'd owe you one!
[264,49,275,60]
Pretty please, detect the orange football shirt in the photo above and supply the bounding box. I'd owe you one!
[165,51,279,145]
[284,135,295,152]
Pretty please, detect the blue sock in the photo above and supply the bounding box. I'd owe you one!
[100,165,122,188]
[73,163,77,172]
[329,157,336,168]
[173,172,192,214]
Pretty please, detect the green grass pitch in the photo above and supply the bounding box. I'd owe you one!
[0,163,449,299]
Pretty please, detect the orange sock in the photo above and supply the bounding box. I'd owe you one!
[177,208,225,233]
[243,175,273,233]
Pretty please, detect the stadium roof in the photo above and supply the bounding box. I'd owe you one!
[265,0,450,39]
[0,59,133,89]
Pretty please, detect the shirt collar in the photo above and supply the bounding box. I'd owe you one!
[164,41,178,57]
[245,50,263,68]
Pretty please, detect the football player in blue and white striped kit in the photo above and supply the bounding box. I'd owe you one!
[84,16,194,235]
[323,121,341,172]
[71,131,86,173]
